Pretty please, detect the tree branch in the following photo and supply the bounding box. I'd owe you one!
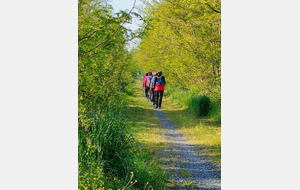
[205,3,221,13]
[78,27,103,42]
[79,0,137,56]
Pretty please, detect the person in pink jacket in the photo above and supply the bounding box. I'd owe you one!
[145,72,152,100]
[143,72,149,97]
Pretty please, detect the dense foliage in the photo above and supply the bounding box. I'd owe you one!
[78,0,137,113]
[78,0,166,189]
[135,0,221,122]
[78,0,221,188]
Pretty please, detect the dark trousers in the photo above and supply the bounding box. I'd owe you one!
[154,91,164,108]
[150,90,154,102]
[145,86,149,98]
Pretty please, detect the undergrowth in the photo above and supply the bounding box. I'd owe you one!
[78,102,167,190]
[164,85,221,124]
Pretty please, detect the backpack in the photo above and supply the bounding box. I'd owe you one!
[147,76,152,86]
[157,76,164,86]
[150,76,155,89]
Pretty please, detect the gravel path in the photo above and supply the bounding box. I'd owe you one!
[155,109,221,190]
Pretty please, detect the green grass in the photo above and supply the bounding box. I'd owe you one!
[162,95,221,170]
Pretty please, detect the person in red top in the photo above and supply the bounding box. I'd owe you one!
[153,70,166,109]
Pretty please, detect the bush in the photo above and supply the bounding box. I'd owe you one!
[188,95,211,117]
[198,95,211,116]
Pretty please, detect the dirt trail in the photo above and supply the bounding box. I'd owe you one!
[155,109,221,190]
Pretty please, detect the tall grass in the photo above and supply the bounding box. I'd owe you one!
[78,101,167,190]
[164,85,194,106]
[209,96,221,124]
[78,103,131,175]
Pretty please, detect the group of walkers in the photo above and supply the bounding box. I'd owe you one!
[143,70,166,109]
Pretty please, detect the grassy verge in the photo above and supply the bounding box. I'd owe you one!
[162,95,221,170]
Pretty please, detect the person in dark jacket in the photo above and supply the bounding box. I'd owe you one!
[149,71,157,104]
[153,70,166,109]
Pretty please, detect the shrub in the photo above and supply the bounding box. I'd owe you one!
[188,95,211,117]
[198,95,211,116]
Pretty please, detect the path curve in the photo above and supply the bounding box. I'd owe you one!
[155,109,221,190]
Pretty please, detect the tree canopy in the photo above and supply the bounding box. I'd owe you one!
[135,0,221,98]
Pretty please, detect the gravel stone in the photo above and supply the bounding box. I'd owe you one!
[155,109,221,190]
